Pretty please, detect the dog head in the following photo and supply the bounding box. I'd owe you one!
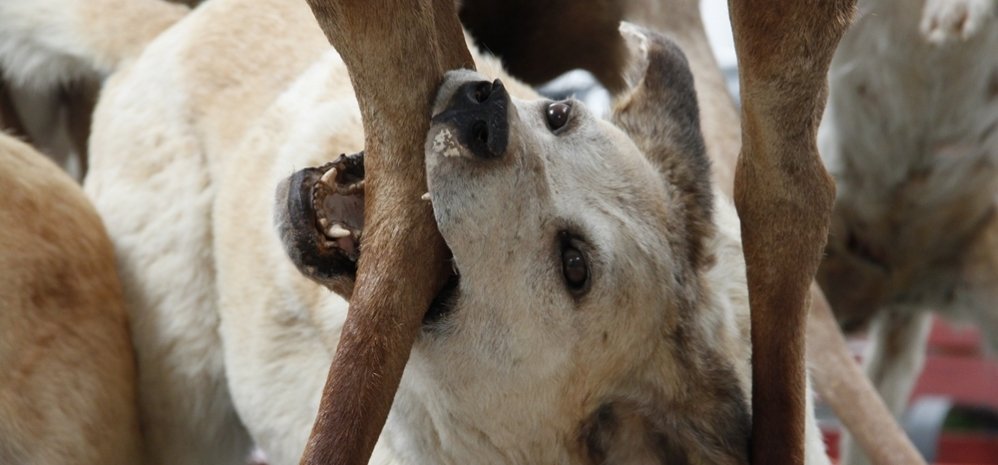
[402,25,748,464]
[277,24,750,465]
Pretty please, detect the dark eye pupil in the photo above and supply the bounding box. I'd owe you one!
[562,247,588,289]
[546,102,570,130]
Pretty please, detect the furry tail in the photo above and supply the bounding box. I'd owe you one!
[0,0,188,90]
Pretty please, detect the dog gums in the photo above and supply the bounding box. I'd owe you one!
[298,0,474,464]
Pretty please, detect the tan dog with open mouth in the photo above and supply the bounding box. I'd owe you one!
[1,0,834,464]
[818,1,997,464]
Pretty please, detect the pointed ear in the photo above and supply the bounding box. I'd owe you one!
[611,23,714,269]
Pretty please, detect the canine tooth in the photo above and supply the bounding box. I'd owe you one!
[318,217,329,228]
[420,192,431,201]
[319,167,338,186]
[346,181,364,193]
[327,224,351,239]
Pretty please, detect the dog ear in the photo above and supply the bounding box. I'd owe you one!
[610,23,714,269]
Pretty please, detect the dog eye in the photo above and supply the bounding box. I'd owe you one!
[561,243,589,295]
[546,101,571,131]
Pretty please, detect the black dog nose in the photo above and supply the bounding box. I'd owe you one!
[432,79,510,159]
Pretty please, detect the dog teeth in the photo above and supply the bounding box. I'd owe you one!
[345,181,364,194]
[327,224,351,239]
[318,217,329,229]
[319,167,338,187]
[420,192,431,201]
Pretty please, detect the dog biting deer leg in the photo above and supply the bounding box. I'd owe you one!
[727,1,854,463]
[277,152,366,298]
[295,1,473,464]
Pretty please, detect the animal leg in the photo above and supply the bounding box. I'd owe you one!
[727,1,855,463]
[293,1,473,464]
[840,309,931,465]
[808,288,927,465]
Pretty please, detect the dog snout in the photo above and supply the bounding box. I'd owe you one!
[432,79,510,159]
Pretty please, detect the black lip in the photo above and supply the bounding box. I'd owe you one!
[277,161,358,286]
[277,152,460,323]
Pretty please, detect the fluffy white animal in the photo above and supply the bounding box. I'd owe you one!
[818,1,997,464]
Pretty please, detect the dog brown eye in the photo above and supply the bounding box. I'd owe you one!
[546,101,571,131]
[562,244,589,293]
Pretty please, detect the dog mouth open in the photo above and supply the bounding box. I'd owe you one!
[276,72,509,328]
[276,151,460,327]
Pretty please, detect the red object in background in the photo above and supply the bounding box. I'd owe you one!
[916,319,997,411]
[824,318,998,464]
[926,319,985,358]
[823,429,998,465]
[912,355,998,412]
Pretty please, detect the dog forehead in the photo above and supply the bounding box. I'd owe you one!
[539,119,665,212]
[508,99,652,179]
[501,96,673,246]
[531,119,675,280]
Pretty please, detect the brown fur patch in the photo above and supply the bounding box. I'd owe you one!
[0,133,141,465]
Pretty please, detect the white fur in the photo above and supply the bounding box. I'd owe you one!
[819,1,998,464]
[0,0,98,89]
[0,0,187,90]
[11,0,834,463]
[920,0,996,44]
[85,9,254,465]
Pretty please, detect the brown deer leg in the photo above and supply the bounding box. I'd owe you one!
[635,2,923,463]
[297,1,473,464]
[727,1,854,463]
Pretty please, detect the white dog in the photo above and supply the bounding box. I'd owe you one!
[1,0,832,464]
[818,0,997,464]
